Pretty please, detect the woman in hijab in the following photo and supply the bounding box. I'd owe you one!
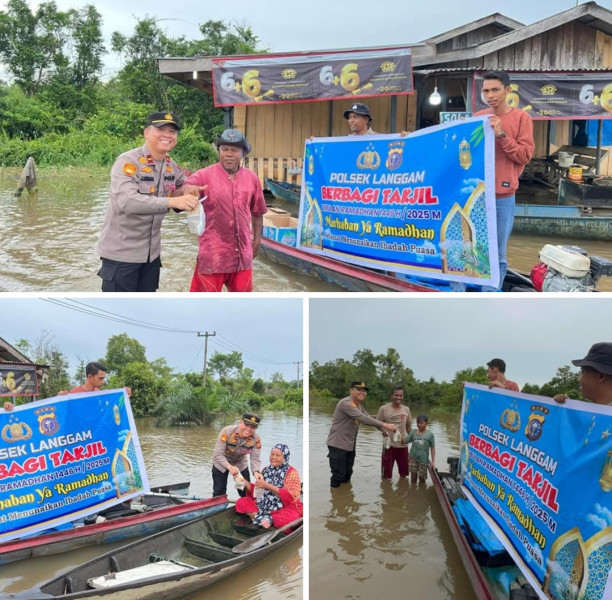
[235,443,303,529]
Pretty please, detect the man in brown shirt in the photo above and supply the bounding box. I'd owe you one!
[376,386,412,479]
[326,381,397,488]
[486,358,519,392]
[98,112,204,292]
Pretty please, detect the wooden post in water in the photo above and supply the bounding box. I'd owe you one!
[15,156,37,197]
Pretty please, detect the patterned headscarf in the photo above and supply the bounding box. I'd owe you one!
[253,444,291,525]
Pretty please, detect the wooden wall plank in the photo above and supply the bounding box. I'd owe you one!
[234,105,246,132]
[246,106,258,153]
[290,103,304,156]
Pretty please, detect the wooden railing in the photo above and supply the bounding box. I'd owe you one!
[244,156,303,189]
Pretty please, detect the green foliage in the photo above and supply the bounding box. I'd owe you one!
[13,332,71,398]
[309,347,416,402]
[538,366,582,401]
[155,379,208,426]
[104,333,147,377]
[0,13,265,166]
[0,1,104,96]
[107,361,168,417]
[208,351,244,383]
[282,389,303,404]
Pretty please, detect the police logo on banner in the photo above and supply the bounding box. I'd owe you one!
[35,407,60,436]
[524,405,549,442]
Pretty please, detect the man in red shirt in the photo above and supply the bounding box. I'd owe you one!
[486,358,519,392]
[185,129,268,292]
[69,361,108,393]
[476,70,534,290]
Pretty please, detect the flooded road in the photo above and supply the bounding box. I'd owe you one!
[1,168,610,292]
[310,406,477,600]
[0,412,303,600]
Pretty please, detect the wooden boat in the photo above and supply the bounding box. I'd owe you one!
[431,464,533,600]
[259,237,540,292]
[20,507,303,600]
[264,177,301,204]
[0,491,229,565]
[513,204,612,241]
[558,177,612,208]
[259,237,438,292]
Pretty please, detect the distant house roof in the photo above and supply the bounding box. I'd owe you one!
[413,1,612,67]
[0,336,31,364]
[158,2,612,90]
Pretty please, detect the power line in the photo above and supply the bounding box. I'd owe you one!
[40,298,297,367]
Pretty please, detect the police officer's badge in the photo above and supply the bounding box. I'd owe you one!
[123,162,137,176]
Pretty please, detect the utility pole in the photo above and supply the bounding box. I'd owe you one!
[198,331,216,387]
[293,361,303,387]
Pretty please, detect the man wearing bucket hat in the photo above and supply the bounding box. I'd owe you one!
[183,128,267,292]
[326,381,398,488]
[212,412,263,497]
[343,103,378,136]
[98,112,204,292]
[553,343,612,405]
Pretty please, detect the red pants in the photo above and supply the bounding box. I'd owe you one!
[190,268,253,292]
[381,446,409,478]
[235,496,302,528]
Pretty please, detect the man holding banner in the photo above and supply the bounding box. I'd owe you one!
[475,70,534,289]
[571,342,612,406]
[344,103,377,136]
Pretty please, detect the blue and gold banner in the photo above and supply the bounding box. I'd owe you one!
[0,389,148,542]
[298,117,499,286]
[460,384,612,600]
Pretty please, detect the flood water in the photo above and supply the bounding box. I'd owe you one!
[0,412,303,600]
[1,168,610,292]
[310,405,477,600]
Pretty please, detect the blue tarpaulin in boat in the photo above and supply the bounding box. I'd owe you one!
[452,498,506,556]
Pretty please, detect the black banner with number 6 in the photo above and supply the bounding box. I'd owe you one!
[473,72,612,120]
[212,48,413,107]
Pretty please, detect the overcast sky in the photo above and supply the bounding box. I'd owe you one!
[3,0,610,78]
[309,297,612,388]
[0,297,302,381]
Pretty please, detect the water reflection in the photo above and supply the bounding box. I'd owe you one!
[310,407,476,600]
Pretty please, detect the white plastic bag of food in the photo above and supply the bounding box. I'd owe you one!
[392,429,402,444]
[186,197,206,235]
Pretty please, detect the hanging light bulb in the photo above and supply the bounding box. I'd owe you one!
[192,70,198,80]
[429,85,442,106]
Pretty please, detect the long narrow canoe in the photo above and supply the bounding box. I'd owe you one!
[431,465,532,600]
[259,237,541,293]
[259,237,438,292]
[19,507,302,600]
[0,494,229,565]
[264,177,301,204]
[513,204,612,241]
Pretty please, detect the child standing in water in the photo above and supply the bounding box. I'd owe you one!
[404,414,436,483]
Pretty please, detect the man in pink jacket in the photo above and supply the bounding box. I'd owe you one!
[476,70,535,290]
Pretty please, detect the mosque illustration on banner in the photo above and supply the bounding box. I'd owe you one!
[440,180,491,279]
[300,187,323,249]
[111,431,142,497]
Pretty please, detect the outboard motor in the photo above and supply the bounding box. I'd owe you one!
[534,244,612,292]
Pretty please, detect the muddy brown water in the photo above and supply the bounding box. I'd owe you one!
[1,168,610,292]
[310,406,478,600]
